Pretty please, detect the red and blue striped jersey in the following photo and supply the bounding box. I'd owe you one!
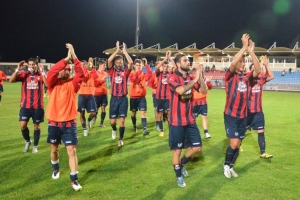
[109,67,131,97]
[168,71,200,126]
[224,70,253,118]
[156,71,171,100]
[248,74,268,113]
[16,72,44,109]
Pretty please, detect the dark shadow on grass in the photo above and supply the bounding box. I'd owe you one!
[179,159,260,199]
[142,181,173,200]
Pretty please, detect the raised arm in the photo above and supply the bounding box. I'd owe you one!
[72,59,84,92]
[122,43,133,70]
[67,43,84,92]
[205,76,213,90]
[167,52,177,71]
[170,66,201,96]
[38,63,48,87]
[9,60,26,83]
[47,59,69,91]
[156,51,170,70]
[229,34,249,73]
[248,40,261,78]
[262,55,274,81]
[107,41,120,69]
[193,64,207,94]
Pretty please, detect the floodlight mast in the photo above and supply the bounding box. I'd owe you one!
[135,0,140,49]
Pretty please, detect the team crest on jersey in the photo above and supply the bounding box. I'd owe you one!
[251,84,260,93]
[121,72,124,76]
[237,81,247,92]
[114,76,123,84]
[27,80,39,89]
[37,76,40,81]
[162,78,168,84]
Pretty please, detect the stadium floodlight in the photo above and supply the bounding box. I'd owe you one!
[135,0,140,48]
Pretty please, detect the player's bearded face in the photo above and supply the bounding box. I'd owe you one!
[179,56,190,72]
[59,66,71,80]
[114,59,123,69]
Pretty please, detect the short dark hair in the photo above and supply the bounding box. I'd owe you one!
[97,60,106,66]
[81,60,88,66]
[134,59,142,64]
[28,58,38,65]
[113,55,123,63]
[174,53,187,63]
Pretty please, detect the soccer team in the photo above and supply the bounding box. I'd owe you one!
[5,33,274,190]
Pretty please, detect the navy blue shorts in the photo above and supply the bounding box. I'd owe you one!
[224,114,247,139]
[247,111,265,130]
[193,104,208,117]
[47,121,78,146]
[77,95,97,113]
[157,99,169,112]
[169,123,202,150]
[19,108,44,124]
[152,94,157,107]
[130,97,147,112]
[0,85,3,92]
[94,95,108,108]
[109,96,128,119]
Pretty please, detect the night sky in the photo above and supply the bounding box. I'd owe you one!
[0,0,299,63]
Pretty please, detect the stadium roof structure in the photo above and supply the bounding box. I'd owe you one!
[160,43,179,56]
[292,42,300,56]
[200,43,222,56]
[103,42,300,58]
[125,44,144,57]
[179,43,201,56]
[141,43,162,57]
[267,42,292,56]
[253,47,268,56]
[221,42,240,56]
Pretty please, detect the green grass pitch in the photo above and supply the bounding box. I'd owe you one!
[0,82,299,199]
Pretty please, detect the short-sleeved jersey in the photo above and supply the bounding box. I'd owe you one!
[109,67,131,97]
[193,80,213,105]
[78,68,97,95]
[16,71,44,109]
[168,71,200,126]
[94,71,108,96]
[0,70,8,86]
[129,70,146,98]
[248,74,268,113]
[156,71,171,100]
[224,70,253,118]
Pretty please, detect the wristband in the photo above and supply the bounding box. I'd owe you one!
[15,69,19,73]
